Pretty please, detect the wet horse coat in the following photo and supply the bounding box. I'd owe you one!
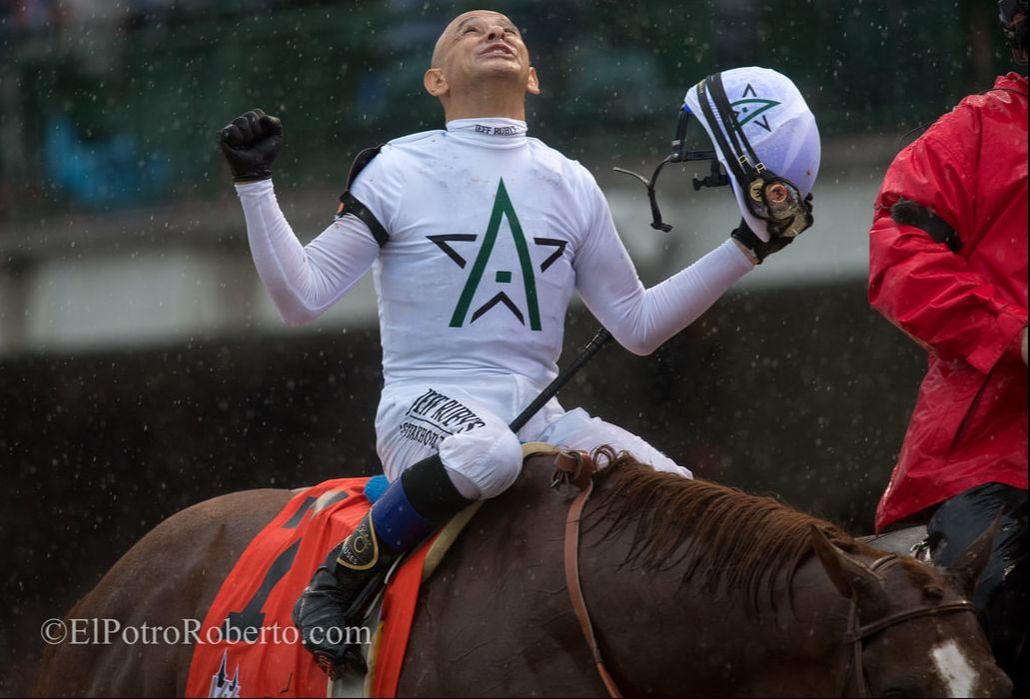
[35,452,1010,697]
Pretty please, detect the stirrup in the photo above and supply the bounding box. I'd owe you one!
[341,564,391,624]
[311,555,403,677]
[315,645,367,681]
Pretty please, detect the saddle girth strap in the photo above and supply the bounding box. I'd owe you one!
[560,451,623,698]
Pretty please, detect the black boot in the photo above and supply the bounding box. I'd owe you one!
[294,454,474,675]
[293,512,396,675]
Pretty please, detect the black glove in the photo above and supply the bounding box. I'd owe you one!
[218,108,284,182]
[730,218,794,265]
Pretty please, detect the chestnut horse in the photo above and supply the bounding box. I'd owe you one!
[34,451,1011,697]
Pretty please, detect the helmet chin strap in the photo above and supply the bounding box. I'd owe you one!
[612,154,678,232]
[612,106,727,232]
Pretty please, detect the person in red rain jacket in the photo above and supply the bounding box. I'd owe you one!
[870,79,1028,531]
[868,2,1027,692]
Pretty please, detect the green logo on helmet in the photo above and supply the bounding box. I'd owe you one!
[732,84,781,132]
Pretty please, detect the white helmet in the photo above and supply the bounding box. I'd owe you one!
[683,67,821,241]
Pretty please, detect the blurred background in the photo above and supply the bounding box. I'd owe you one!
[0,0,1016,693]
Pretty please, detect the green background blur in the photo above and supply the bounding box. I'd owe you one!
[0,0,1007,219]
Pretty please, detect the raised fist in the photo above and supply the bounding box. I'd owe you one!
[218,108,284,182]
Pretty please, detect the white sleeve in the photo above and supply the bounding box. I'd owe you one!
[235,179,380,325]
[574,181,754,356]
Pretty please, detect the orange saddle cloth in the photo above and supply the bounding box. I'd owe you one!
[185,478,433,698]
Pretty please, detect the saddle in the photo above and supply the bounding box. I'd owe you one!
[857,525,930,561]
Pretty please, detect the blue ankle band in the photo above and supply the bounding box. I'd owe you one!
[370,478,436,553]
[363,474,390,504]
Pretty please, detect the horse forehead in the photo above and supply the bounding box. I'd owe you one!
[930,639,979,698]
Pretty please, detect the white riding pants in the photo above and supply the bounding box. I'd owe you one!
[375,384,691,500]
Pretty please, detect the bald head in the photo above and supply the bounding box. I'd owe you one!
[423,9,539,121]
[431,10,522,67]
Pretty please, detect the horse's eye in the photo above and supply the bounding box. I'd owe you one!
[881,688,911,698]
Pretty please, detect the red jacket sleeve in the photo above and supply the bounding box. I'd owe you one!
[868,107,1027,375]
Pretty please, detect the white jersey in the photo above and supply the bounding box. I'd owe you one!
[235,117,752,440]
[354,119,589,390]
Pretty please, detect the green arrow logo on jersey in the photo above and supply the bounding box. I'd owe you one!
[449,179,542,330]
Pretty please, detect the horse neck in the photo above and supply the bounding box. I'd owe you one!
[575,494,853,697]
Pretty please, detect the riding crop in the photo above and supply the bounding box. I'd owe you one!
[508,327,614,433]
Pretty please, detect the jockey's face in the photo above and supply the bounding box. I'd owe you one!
[424,10,540,102]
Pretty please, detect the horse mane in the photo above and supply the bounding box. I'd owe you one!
[585,447,875,614]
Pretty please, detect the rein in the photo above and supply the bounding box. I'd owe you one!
[553,450,623,698]
[837,555,977,697]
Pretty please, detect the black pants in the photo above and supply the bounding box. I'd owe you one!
[926,483,1027,696]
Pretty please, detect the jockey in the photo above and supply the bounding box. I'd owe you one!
[218,9,820,674]
[868,1,1027,692]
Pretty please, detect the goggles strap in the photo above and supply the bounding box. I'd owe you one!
[709,73,765,174]
[697,79,751,186]
[700,72,814,238]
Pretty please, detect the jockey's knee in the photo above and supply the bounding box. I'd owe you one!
[438,423,523,500]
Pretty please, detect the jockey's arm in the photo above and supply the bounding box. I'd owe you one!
[575,183,754,356]
[236,179,380,326]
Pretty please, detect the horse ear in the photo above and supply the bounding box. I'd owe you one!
[809,525,887,609]
[944,517,1000,599]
